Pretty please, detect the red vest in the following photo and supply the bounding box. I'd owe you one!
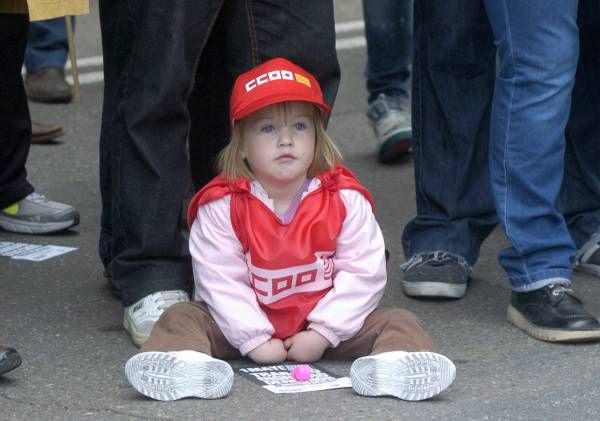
[187,166,374,339]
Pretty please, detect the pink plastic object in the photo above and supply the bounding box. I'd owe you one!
[291,364,312,381]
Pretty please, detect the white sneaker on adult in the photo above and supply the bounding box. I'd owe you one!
[123,290,189,347]
[0,192,79,234]
[125,351,234,401]
[350,351,456,401]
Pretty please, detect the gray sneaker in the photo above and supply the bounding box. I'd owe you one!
[0,192,79,234]
[367,93,412,163]
[574,232,600,277]
[401,252,471,298]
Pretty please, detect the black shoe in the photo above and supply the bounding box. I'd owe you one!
[508,284,600,342]
[401,252,470,298]
[0,345,22,376]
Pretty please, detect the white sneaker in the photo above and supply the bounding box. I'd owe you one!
[123,290,189,347]
[367,94,412,163]
[350,351,456,401]
[0,192,79,234]
[125,351,234,401]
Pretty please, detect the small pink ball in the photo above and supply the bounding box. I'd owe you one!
[291,364,312,381]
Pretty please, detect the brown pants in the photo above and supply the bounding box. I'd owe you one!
[141,302,436,359]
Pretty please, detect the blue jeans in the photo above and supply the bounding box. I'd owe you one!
[362,0,412,103]
[402,0,600,290]
[402,0,498,266]
[24,18,71,73]
[561,2,600,253]
[484,0,579,291]
[98,0,340,306]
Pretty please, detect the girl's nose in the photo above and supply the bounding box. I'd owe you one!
[278,127,293,146]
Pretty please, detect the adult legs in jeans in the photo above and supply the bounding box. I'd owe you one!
[0,14,34,209]
[484,0,600,341]
[362,0,413,162]
[100,0,340,347]
[187,0,340,190]
[24,18,73,103]
[401,0,497,298]
[0,14,78,235]
[561,3,600,276]
[24,18,69,72]
[99,0,218,304]
[363,0,411,104]
[98,0,227,346]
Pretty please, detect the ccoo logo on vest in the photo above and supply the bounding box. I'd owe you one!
[245,69,312,93]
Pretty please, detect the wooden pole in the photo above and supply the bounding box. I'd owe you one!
[65,16,80,102]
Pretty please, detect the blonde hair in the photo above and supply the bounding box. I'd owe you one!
[217,103,343,181]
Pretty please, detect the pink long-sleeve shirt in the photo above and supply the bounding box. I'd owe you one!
[188,168,387,356]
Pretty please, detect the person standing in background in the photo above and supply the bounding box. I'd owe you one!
[0,0,88,373]
[401,0,600,342]
[362,0,412,163]
[0,9,81,235]
[25,17,73,103]
[98,0,340,348]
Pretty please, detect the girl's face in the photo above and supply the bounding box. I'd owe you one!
[241,101,316,190]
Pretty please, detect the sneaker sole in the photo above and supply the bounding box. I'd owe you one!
[0,215,79,234]
[403,264,467,298]
[507,304,600,342]
[574,263,600,277]
[125,352,233,401]
[123,316,150,347]
[378,129,412,163]
[350,352,456,401]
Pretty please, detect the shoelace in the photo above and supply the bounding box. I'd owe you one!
[549,284,574,297]
[154,291,188,311]
[401,251,471,273]
[27,192,48,204]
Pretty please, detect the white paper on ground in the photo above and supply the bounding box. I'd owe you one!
[238,363,352,394]
[0,241,77,262]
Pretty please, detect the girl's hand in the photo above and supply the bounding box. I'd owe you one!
[247,338,287,364]
[283,330,330,363]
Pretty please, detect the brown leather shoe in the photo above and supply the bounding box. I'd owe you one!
[31,121,65,144]
[0,344,21,376]
[25,67,73,103]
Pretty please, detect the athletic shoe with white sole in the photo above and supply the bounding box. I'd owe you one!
[367,94,412,163]
[350,351,456,401]
[401,252,471,299]
[574,232,600,277]
[125,351,234,401]
[123,290,189,347]
[0,192,79,234]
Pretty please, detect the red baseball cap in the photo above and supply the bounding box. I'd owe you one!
[230,57,331,124]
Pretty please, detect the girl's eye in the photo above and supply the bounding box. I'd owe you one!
[294,122,307,130]
[260,125,275,133]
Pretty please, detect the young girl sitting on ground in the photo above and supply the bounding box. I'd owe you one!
[124,57,456,402]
